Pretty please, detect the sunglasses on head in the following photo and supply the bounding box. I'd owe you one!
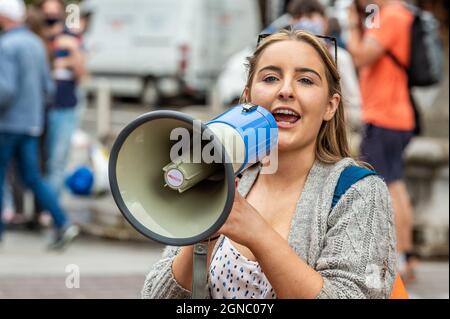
[256,32,338,66]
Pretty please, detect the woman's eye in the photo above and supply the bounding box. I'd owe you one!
[263,76,278,83]
[299,78,314,85]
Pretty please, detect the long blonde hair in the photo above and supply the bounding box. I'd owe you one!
[241,29,352,164]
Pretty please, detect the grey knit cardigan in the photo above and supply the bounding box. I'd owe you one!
[141,158,397,299]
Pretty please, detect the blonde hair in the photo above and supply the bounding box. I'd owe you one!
[241,29,352,165]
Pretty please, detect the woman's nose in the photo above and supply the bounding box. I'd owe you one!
[278,82,294,100]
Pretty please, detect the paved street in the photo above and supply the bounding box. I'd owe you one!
[0,229,448,299]
[0,230,164,299]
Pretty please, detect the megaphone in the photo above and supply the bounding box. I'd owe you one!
[109,104,277,246]
[109,104,277,298]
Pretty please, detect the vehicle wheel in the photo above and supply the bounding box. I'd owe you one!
[141,80,159,107]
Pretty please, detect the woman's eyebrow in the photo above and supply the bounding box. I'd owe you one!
[257,65,282,74]
[295,67,322,81]
[258,65,322,81]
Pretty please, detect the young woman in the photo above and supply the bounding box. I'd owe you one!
[142,30,397,299]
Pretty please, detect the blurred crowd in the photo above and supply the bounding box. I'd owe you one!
[0,0,448,288]
[0,0,92,249]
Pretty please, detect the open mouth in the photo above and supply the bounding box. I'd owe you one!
[271,108,301,126]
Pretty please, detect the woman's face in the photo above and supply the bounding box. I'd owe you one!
[246,40,339,153]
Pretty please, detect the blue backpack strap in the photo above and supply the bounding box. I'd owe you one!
[331,165,377,211]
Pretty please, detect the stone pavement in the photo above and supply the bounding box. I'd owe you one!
[0,230,448,299]
[0,230,164,299]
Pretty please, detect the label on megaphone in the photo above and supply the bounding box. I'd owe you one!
[163,154,219,193]
[166,168,184,187]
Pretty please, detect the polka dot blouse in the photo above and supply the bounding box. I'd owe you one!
[209,237,277,299]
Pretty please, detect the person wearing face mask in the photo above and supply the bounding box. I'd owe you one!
[141,29,401,299]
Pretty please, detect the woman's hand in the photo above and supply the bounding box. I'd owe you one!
[217,178,270,247]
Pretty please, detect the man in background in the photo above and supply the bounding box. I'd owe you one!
[346,0,417,281]
[0,0,79,248]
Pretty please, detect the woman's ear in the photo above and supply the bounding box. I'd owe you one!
[323,93,340,121]
[242,87,250,103]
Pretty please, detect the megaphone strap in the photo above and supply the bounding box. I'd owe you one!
[238,163,261,198]
[192,242,209,299]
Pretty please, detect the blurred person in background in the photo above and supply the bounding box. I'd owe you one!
[0,0,79,248]
[2,5,56,232]
[345,0,417,282]
[1,5,49,231]
[37,0,87,197]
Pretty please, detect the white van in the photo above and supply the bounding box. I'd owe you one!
[84,0,261,105]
